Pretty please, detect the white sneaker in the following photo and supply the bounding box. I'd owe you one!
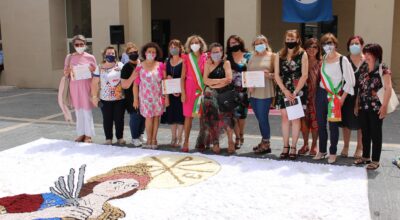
[139,135,147,143]
[131,138,142,147]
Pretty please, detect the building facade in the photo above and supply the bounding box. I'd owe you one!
[0,0,399,91]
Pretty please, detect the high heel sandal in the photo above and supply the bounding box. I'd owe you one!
[254,140,271,154]
[297,145,309,155]
[227,142,236,155]
[366,161,380,170]
[353,157,371,165]
[353,149,362,159]
[170,137,177,147]
[239,133,244,148]
[340,148,349,158]
[151,140,158,149]
[75,135,85,142]
[212,144,221,154]
[313,152,327,160]
[181,142,189,152]
[280,146,290,159]
[234,137,241,150]
[289,147,297,160]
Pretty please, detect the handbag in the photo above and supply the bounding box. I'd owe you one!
[377,64,399,114]
[217,86,239,112]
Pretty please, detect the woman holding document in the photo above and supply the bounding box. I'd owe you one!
[274,30,308,160]
[180,35,208,152]
[64,35,97,143]
[247,35,276,154]
[91,46,126,145]
[161,39,185,147]
[313,33,355,164]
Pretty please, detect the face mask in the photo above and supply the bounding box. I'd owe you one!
[230,44,241,52]
[255,44,266,53]
[323,44,335,55]
[105,55,116,63]
[169,47,179,56]
[128,52,139,61]
[75,46,86,54]
[146,53,155,61]
[211,52,222,62]
[285,42,298,49]
[349,44,361,55]
[190,43,201,52]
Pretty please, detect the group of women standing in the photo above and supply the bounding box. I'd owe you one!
[63,29,395,170]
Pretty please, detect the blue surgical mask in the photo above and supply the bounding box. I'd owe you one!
[169,47,179,56]
[105,55,116,63]
[255,44,266,53]
[349,44,361,55]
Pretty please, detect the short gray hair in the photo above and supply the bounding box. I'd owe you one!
[72,35,87,44]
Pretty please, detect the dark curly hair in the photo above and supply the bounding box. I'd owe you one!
[140,42,163,61]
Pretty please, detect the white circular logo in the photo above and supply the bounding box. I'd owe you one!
[296,0,318,4]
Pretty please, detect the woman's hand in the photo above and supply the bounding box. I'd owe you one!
[64,66,72,77]
[181,92,186,103]
[89,64,96,73]
[165,97,170,107]
[378,105,387,119]
[354,106,359,116]
[283,89,295,102]
[133,98,139,109]
[91,97,99,107]
[248,87,255,94]
[264,70,274,80]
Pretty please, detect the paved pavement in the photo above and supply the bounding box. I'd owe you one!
[0,87,399,219]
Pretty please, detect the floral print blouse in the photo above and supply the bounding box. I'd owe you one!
[358,63,391,111]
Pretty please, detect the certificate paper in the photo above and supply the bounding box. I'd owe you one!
[285,96,305,121]
[242,71,265,88]
[162,78,182,94]
[72,64,92,80]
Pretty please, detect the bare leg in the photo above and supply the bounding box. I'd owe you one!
[281,109,290,151]
[170,124,177,145]
[341,127,351,157]
[239,118,246,145]
[177,124,184,146]
[354,129,363,158]
[151,116,160,145]
[183,117,193,149]
[311,130,318,149]
[227,126,235,154]
[145,117,153,146]
[291,118,301,150]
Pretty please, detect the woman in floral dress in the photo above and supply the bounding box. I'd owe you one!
[133,42,168,149]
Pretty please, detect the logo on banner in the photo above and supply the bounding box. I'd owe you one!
[296,0,318,4]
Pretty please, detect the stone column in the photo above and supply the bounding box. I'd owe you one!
[224,0,261,47]
[127,0,151,48]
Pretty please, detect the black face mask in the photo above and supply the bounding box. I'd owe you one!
[285,42,298,49]
[230,45,241,52]
[128,52,139,61]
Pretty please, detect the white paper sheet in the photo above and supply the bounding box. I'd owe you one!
[242,71,265,88]
[162,78,181,94]
[72,64,92,80]
[284,96,305,120]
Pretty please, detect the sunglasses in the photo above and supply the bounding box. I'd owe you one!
[74,43,85,47]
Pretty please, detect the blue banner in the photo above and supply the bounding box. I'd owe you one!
[283,0,333,23]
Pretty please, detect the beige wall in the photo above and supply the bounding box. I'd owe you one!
[225,0,260,49]
[333,0,355,53]
[152,0,224,45]
[0,0,66,88]
[355,0,395,66]
[391,0,400,92]
[128,0,151,49]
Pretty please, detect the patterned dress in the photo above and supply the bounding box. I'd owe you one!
[275,51,307,109]
[229,52,251,119]
[304,60,320,130]
[135,63,165,118]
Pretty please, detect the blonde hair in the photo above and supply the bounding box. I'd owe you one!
[252,35,273,52]
[184,35,207,54]
[279,30,304,59]
[125,44,139,53]
[320,33,339,47]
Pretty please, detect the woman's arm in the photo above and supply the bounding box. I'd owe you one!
[133,84,139,109]
[91,74,100,107]
[294,52,309,96]
[378,73,393,119]
[121,67,138,89]
[163,68,170,107]
[180,62,186,103]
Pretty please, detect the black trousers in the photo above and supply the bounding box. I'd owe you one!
[359,109,383,162]
[100,99,125,140]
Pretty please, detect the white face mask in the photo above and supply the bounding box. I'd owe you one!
[323,45,334,55]
[190,43,201,52]
[75,46,86,54]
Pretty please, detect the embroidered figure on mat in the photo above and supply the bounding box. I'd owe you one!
[0,163,152,220]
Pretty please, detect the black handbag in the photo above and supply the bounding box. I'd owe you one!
[217,88,239,112]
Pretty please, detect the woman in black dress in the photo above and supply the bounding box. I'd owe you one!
[161,39,185,147]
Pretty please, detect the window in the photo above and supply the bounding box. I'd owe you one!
[65,0,92,53]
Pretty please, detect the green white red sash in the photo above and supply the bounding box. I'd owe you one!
[188,52,205,117]
[321,58,343,122]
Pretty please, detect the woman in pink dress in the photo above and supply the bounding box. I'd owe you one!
[180,35,208,152]
[64,35,97,143]
[133,42,168,149]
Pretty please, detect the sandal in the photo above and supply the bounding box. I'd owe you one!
[83,136,92,143]
[75,135,85,142]
[353,149,362,159]
[212,144,221,154]
[254,140,271,154]
[340,148,349,158]
[309,146,317,156]
[280,146,290,159]
[227,142,236,155]
[353,158,371,165]
[289,147,297,160]
[297,145,309,155]
[170,137,177,147]
[239,133,244,147]
[366,161,380,170]
[151,140,158,149]
[313,152,327,160]
[234,137,241,150]
[181,142,189,152]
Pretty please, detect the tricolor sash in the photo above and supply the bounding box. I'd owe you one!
[188,53,205,117]
[321,59,343,122]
